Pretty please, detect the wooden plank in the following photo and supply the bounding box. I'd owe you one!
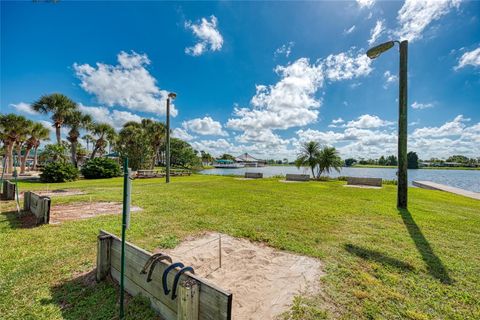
[100,230,232,320]
[178,280,199,320]
[286,174,310,181]
[347,177,382,187]
[96,235,112,281]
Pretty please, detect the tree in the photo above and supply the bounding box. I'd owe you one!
[40,143,70,163]
[65,110,92,167]
[31,93,77,144]
[200,150,214,165]
[90,123,116,159]
[116,122,153,170]
[82,134,94,152]
[295,141,321,178]
[407,151,419,169]
[142,119,166,167]
[317,146,343,176]
[219,153,235,161]
[170,138,201,169]
[21,122,50,173]
[0,114,32,174]
[344,158,357,167]
[386,155,398,166]
[378,155,386,166]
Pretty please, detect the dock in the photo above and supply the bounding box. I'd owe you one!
[412,180,480,200]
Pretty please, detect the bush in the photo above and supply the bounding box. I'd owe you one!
[40,162,79,183]
[81,157,121,179]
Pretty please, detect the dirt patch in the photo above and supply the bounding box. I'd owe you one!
[160,232,324,320]
[19,189,85,198]
[50,202,142,224]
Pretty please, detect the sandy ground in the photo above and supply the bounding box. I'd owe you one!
[278,179,307,183]
[160,233,324,320]
[343,185,382,189]
[49,202,142,224]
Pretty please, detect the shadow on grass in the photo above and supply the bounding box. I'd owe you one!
[41,270,159,320]
[1,210,40,229]
[345,244,414,271]
[398,208,453,284]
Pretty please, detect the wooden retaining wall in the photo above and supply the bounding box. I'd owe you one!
[23,191,51,225]
[244,172,263,179]
[347,177,383,187]
[97,230,232,320]
[286,174,310,181]
[1,180,16,200]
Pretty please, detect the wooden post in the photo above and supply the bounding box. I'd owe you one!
[177,279,199,320]
[397,40,408,209]
[97,235,112,281]
[23,191,30,211]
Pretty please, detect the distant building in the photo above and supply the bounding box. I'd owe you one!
[234,153,266,167]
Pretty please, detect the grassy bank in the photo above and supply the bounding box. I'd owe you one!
[1,175,479,319]
[352,164,480,170]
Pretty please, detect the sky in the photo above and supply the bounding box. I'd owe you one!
[1,0,479,160]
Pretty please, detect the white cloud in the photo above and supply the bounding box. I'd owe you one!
[274,41,295,58]
[10,102,37,115]
[172,128,195,141]
[328,117,345,128]
[412,115,469,138]
[383,70,398,89]
[411,101,434,109]
[344,25,356,35]
[39,120,55,134]
[454,47,480,70]
[78,104,144,130]
[395,0,461,42]
[182,116,228,136]
[368,20,385,45]
[357,0,375,9]
[346,114,394,129]
[73,51,176,116]
[323,50,373,81]
[185,15,223,56]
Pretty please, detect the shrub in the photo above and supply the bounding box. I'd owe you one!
[40,162,79,183]
[81,157,121,179]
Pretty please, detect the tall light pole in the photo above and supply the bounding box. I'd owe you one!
[367,40,408,209]
[166,92,176,183]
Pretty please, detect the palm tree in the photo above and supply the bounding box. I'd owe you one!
[317,146,343,177]
[82,134,94,152]
[31,93,77,145]
[65,110,92,167]
[295,141,321,178]
[0,114,32,174]
[143,120,166,168]
[90,123,116,159]
[20,122,50,174]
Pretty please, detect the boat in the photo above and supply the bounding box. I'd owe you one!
[213,159,245,168]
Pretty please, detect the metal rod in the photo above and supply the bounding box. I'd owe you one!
[166,98,171,184]
[398,40,408,209]
[120,157,129,319]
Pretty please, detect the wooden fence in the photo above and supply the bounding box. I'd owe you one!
[97,230,232,320]
[23,191,51,225]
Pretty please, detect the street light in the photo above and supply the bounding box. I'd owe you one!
[166,92,176,183]
[367,40,408,209]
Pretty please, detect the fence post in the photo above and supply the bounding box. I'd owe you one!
[177,279,199,320]
[23,191,30,211]
[96,235,112,281]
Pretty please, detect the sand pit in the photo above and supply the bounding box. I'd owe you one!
[49,202,142,224]
[160,233,324,319]
[19,189,85,198]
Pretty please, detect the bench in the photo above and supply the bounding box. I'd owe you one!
[286,174,310,181]
[23,191,51,225]
[245,172,263,179]
[1,180,16,200]
[346,177,382,187]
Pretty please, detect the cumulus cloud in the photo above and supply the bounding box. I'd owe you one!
[346,114,394,129]
[73,51,176,116]
[78,104,144,130]
[328,118,345,128]
[368,20,385,45]
[182,116,228,136]
[185,15,223,56]
[274,41,295,58]
[173,128,195,141]
[10,102,37,115]
[323,50,372,81]
[454,47,480,70]
[395,0,461,42]
[357,0,375,9]
[411,101,434,109]
[412,115,469,138]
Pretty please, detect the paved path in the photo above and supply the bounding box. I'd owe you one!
[413,180,480,200]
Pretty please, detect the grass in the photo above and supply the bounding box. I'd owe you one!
[1,175,479,319]
[352,164,480,170]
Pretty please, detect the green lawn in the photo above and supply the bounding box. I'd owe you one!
[352,164,480,170]
[1,175,479,319]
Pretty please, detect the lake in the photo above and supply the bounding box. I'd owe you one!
[200,166,480,193]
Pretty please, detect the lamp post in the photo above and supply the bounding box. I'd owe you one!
[166,92,176,183]
[367,40,408,209]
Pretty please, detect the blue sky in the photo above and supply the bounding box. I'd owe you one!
[1,0,479,160]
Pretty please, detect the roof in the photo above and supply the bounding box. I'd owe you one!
[235,153,260,162]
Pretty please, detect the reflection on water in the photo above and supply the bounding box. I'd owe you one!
[200,166,480,193]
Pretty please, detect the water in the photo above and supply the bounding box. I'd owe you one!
[200,166,480,193]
